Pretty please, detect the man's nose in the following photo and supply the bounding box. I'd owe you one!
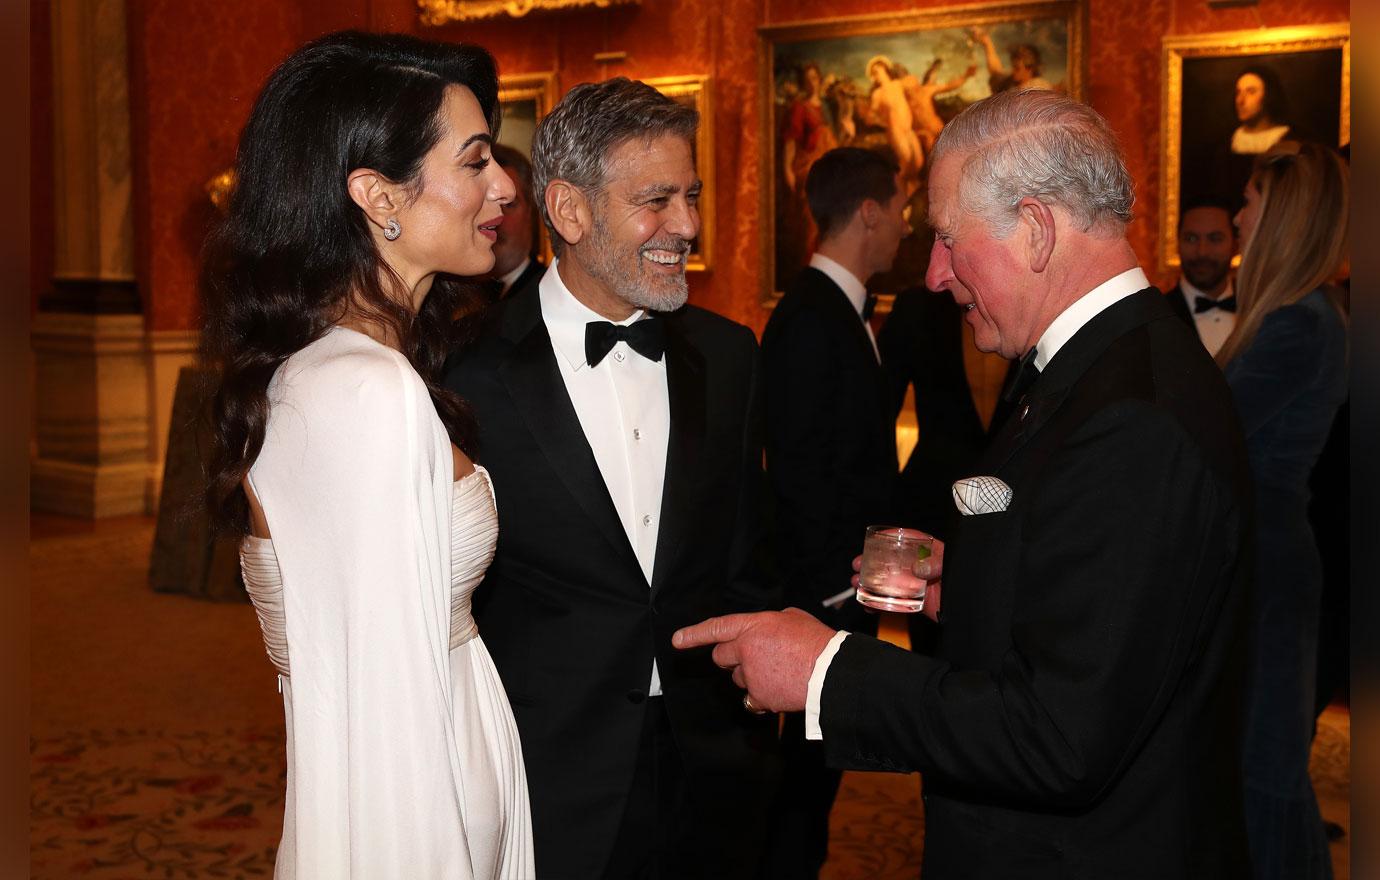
[666,199,700,240]
[925,240,952,292]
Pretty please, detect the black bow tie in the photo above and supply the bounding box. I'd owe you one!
[585,318,666,367]
[1194,295,1236,314]
[1001,347,1041,403]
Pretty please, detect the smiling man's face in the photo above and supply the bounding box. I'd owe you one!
[578,133,701,313]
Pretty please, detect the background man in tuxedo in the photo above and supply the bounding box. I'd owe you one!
[675,89,1253,879]
[445,78,778,879]
[760,146,906,878]
[487,143,546,301]
[1165,196,1238,355]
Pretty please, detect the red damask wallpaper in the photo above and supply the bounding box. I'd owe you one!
[109,0,1346,334]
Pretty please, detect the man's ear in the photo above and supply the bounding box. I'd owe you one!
[1016,196,1057,273]
[546,180,590,247]
[859,198,882,231]
[347,168,404,233]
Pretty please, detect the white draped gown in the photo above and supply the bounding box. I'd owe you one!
[236,326,534,878]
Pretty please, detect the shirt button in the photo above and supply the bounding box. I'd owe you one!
[642,514,652,526]
[633,428,642,441]
[613,350,626,363]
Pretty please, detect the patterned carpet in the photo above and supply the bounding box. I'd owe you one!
[30,515,1350,879]
[31,728,282,879]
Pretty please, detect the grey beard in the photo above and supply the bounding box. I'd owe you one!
[585,214,690,313]
[621,268,689,313]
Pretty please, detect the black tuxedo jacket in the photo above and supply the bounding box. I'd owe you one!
[762,267,897,632]
[820,290,1253,878]
[1165,283,1198,333]
[444,284,779,879]
[503,256,545,302]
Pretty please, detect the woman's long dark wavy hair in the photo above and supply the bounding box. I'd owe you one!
[200,31,497,533]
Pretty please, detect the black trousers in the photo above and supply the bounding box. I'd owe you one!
[761,711,842,879]
[604,697,690,879]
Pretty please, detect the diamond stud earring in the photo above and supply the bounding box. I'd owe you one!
[383,218,401,241]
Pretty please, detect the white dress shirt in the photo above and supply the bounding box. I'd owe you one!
[540,258,670,695]
[809,252,879,361]
[804,266,1151,740]
[1177,277,1236,357]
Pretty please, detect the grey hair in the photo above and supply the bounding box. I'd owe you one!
[930,89,1134,237]
[530,77,699,251]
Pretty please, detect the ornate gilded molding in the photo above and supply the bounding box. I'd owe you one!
[418,0,638,26]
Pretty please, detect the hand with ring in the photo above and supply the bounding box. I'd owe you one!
[742,693,769,715]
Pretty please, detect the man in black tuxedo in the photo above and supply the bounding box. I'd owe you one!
[760,146,906,877]
[675,89,1253,879]
[1164,196,1238,356]
[445,78,778,879]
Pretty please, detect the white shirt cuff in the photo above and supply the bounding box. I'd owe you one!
[804,630,850,740]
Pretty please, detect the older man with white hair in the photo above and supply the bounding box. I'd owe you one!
[676,89,1254,879]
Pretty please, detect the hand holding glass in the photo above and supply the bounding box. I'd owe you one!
[856,526,933,613]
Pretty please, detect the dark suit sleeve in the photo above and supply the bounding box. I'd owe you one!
[820,400,1242,806]
[723,328,780,613]
[764,307,862,620]
[1225,304,1329,437]
[877,292,920,418]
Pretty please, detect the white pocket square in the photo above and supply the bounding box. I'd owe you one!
[953,476,1013,516]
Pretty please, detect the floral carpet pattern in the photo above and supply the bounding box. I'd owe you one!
[28,716,1350,880]
[31,727,285,879]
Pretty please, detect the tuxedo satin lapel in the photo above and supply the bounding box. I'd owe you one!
[976,382,1069,476]
[974,289,1168,476]
[496,316,642,572]
[650,322,707,595]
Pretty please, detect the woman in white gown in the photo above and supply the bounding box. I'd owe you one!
[200,31,534,878]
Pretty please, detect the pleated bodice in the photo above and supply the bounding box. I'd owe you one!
[239,466,498,675]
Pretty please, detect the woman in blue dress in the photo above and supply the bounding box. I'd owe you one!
[1218,140,1348,880]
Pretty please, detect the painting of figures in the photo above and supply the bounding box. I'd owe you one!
[760,1,1084,299]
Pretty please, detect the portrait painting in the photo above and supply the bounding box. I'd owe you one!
[1159,24,1349,272]
[759,0,1085,301]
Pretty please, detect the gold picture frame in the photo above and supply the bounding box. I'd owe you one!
[497,71,559,159]
[759,0,1086,305]
[1159,24,1349,274]
[419,0,637,26]
[646,75,715,272]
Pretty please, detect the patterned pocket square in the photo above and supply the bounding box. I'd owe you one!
[952,476,1013,516]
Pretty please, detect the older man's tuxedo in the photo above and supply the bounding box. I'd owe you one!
[444,280,778,879]
[820,289,1254,878]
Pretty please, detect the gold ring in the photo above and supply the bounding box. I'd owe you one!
[742,694,768,715]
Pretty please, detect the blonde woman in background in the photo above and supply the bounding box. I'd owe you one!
[1219,140,1348,880]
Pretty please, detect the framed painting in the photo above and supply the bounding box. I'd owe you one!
[646,75,714,272]
[497,72,558,159]
[1159,24,1349,273]
[759,0,1085,304]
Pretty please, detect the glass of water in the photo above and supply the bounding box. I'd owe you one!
[856,526,933,613]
